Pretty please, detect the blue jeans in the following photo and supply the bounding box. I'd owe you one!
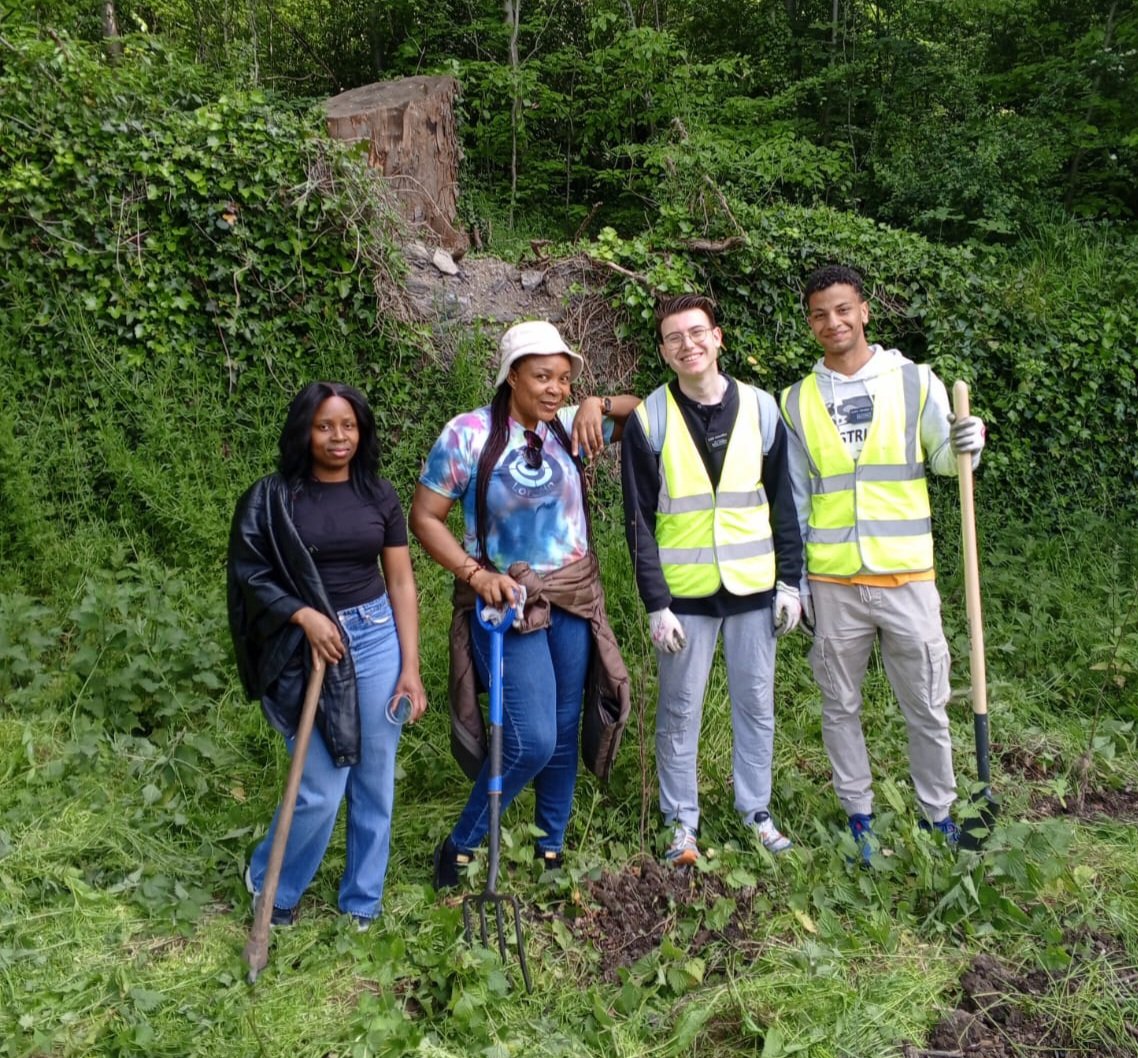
[249,594,401,919]
[451,607,590,853]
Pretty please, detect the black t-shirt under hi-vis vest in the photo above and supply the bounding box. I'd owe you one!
[291,478,408,611]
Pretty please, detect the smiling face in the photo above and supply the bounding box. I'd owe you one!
[507,353,574,429]
[658,307,722,383]
[806,282,871,371]
[308,395,358,481]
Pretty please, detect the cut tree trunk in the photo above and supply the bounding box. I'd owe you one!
[325,76,468,256]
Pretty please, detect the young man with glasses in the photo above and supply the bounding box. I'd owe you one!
[621,294,804,865]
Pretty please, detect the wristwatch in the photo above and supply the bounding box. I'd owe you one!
[601,396,612,415]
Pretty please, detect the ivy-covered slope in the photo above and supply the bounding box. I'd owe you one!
[1,31,1135,594]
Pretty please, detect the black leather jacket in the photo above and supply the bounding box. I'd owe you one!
[227,473,361,766]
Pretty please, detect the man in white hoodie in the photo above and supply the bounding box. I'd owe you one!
[780,265,986,859]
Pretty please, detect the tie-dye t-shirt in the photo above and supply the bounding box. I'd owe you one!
[419,405,612,574]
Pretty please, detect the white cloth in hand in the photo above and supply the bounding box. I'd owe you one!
[480,585,528,630]
[773,581,802,637]
[949,414,986,455]
[649,608,687,654]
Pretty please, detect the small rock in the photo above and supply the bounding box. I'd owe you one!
[404,240,434,264]
[432,248,459,275]
[441,291,470,317]
[520,269,545,291]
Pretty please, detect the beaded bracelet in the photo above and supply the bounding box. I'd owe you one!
[463,564,482,584]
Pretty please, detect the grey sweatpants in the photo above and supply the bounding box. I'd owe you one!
[809,579,955,821]
[656,608,778,830]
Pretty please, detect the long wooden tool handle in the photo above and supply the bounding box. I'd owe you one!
[244,655,326,980]
[953,381,988,720]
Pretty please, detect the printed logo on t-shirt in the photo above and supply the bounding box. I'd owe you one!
[501,444,564,497]
[826,393,875,459]
[706,428,729,452]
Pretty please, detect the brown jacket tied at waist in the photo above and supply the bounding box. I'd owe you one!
[448,552,631,784]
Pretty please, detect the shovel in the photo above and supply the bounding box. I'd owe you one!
[243,655,326,983]
[462,602,533,993]
[952,381,999,850]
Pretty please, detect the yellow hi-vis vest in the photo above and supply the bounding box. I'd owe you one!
[636,383,776,598]
[780,363,933,576]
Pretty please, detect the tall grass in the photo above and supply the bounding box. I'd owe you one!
[3,300,1138,1056]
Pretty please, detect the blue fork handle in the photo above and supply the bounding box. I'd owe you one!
[475,601,514,892]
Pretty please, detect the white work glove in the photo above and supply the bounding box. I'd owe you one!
[649,608,687,654]
[948,413,986,456]
[800,592,815,636]
[772,581,802,637]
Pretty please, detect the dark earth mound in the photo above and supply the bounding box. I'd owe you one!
[905,932,1138,1057]
[568,856,763,981]
[1031,783,1138,823]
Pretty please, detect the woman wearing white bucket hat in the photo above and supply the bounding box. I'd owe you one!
[410,320,639,885]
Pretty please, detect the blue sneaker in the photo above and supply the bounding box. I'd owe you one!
[919,816,960,847]
[847,813,875,866]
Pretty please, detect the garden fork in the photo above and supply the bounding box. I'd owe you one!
[462,602,533,993]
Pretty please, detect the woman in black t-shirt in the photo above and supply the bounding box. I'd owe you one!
[228,381,426,928]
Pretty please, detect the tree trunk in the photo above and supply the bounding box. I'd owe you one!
[101,0,124,61]
[505,0,521,228]
[325,76,469,256]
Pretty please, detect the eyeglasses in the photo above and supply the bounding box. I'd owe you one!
[522,429,544,469]
[661,325,712,351]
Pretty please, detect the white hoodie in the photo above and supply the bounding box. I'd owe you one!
[784,345,966,582]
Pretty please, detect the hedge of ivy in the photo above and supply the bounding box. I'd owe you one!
[2,32,1134,592]
[591,205,1138,514]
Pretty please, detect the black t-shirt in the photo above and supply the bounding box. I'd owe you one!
[291,478,408,611]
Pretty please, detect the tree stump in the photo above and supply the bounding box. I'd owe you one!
[325,76,468,256]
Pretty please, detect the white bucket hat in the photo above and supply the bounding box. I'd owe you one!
[495,320,585,387]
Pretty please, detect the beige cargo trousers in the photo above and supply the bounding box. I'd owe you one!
[809,578,956,821]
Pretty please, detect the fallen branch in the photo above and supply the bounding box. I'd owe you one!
[573,201,603,243]
[584,255,650,287]
[703,174,745,236]
[682,236,746,253]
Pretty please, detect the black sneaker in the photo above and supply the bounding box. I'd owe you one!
[534,846,563,871]
[244,865,299,927]
[432,835,473,890]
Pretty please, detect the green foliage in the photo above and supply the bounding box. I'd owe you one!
[577,205,1138,513]
[0,31,405,382]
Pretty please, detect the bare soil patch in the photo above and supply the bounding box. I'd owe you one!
[905,933,1138,1057]
[1031,782,1138,822]
[566,856,764,982]
[404,247,643,391]
[996,742,1061,781]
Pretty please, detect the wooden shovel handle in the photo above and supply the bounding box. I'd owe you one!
[953,381,987,718]
[244,655,326,980]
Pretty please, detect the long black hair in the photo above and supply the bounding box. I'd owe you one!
[473,376,589,569]
[277,381,384,502]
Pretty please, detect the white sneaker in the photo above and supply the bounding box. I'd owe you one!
[664,822,700,866]
[751,811,792,854]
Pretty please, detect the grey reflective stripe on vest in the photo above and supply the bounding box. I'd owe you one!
[902,362,922,465]
[658,487,770,515]
[644,386,668,454]
[807,517,932,544]
[659,537,775,565]
[781,382,820,477]
[659,494,715,514]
